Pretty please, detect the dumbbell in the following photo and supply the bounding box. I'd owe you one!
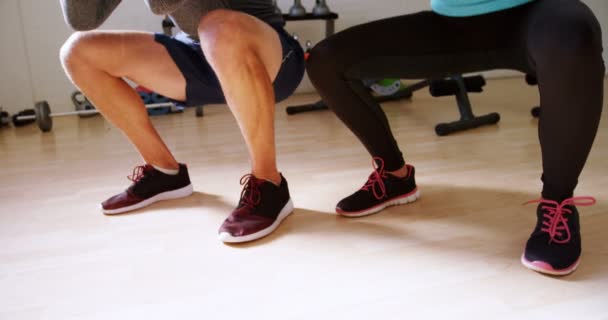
[312,0,330,15]
[0,109,9,127]
[12,109,36,127]
[71,91,97,118]
[15,101,175,132]
[289,0,306,16]
[272,0,282,14]
[162,16,174,36]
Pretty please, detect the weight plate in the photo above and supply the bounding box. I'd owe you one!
[0,111,9,127]
[35,101,52,132]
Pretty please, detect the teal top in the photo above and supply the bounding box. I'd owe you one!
[431,0,535,17]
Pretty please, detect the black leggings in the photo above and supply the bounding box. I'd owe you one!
[306,0,604,201]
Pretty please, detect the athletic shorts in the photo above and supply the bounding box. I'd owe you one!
[154,24,305,107]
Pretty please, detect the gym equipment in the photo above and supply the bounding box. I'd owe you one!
[286,75,500,136]
[0,108,9,127]
[272,0,282,14]
[289,0,307,17]
[286,86,413,115]
[312,0,330,16]
[525,74,540,118]
[531,106,541,118]
[71,91,97,118]
[135,86,178,116]
[304,40,313,60]
[367,79,403,96]
[162,16,174,36]
[283,10,337,36]
[429,76,485,95]
[428,75,499,136]
[14,101,175,132]
[12,109,36,127]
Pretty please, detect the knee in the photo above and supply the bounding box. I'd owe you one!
[306,38,344,85]
[59,31,96,72]
[532,12,602,58]
[198,9,251,61]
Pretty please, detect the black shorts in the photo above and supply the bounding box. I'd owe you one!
[154,24,305,107]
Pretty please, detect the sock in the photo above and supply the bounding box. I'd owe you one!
[152,164,179,175]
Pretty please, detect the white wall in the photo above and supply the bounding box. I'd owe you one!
[0,0,166,114]
[0,0,34,115]
[0,0,606,114]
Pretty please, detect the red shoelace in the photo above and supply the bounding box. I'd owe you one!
[239,174,262,209]
[128,165,151,183]
[361,157,388,200]
[524,196,596,244]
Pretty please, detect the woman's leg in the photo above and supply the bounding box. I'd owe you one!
[520,0,604,275]
[306,9,532,172]
[306,7,531,216]
[525,0,605,201]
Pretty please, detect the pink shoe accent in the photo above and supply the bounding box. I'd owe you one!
[523,196,596,244]
[337,187,420,217]
[521,254,581,276]
[361,157,389,200]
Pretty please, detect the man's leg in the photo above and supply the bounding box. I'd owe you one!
[60,31,185,170]
[60,31,193,214]
[197,10,283,184]
[195,10,299,243]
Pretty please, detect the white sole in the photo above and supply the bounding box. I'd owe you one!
[337,189,420,218]
[218,199,294,243]
[102,184,194,215]
[520,254,580,276]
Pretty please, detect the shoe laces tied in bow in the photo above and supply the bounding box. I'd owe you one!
[239,174,262,210]
[128,165,153,183]
[524,196,596,244]
[361,157,389,200]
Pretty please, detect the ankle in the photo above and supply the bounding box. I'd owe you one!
[387,165,408,178]
[146,159,179,170]
[253,171,282,186]
[151,164,179,175]
[146,160,180,175]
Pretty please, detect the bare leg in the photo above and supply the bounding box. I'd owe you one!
[197,10,283,184]
[60,31,186,169]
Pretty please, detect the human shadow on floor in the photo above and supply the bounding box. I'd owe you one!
[108,191,234,216]
[232,183,607,280]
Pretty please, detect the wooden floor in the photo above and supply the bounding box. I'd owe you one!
[1,77,607,319]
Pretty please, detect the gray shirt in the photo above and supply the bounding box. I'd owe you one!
[60,0,283,41]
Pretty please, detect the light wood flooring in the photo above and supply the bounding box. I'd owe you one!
[1,77,607,319]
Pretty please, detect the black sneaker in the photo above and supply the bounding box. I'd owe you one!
[521,197,596,276]
[336,157,420,217]
[218,174,293,243]
[102,164,193,214]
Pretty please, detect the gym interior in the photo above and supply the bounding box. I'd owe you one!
[1,0,607,319]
